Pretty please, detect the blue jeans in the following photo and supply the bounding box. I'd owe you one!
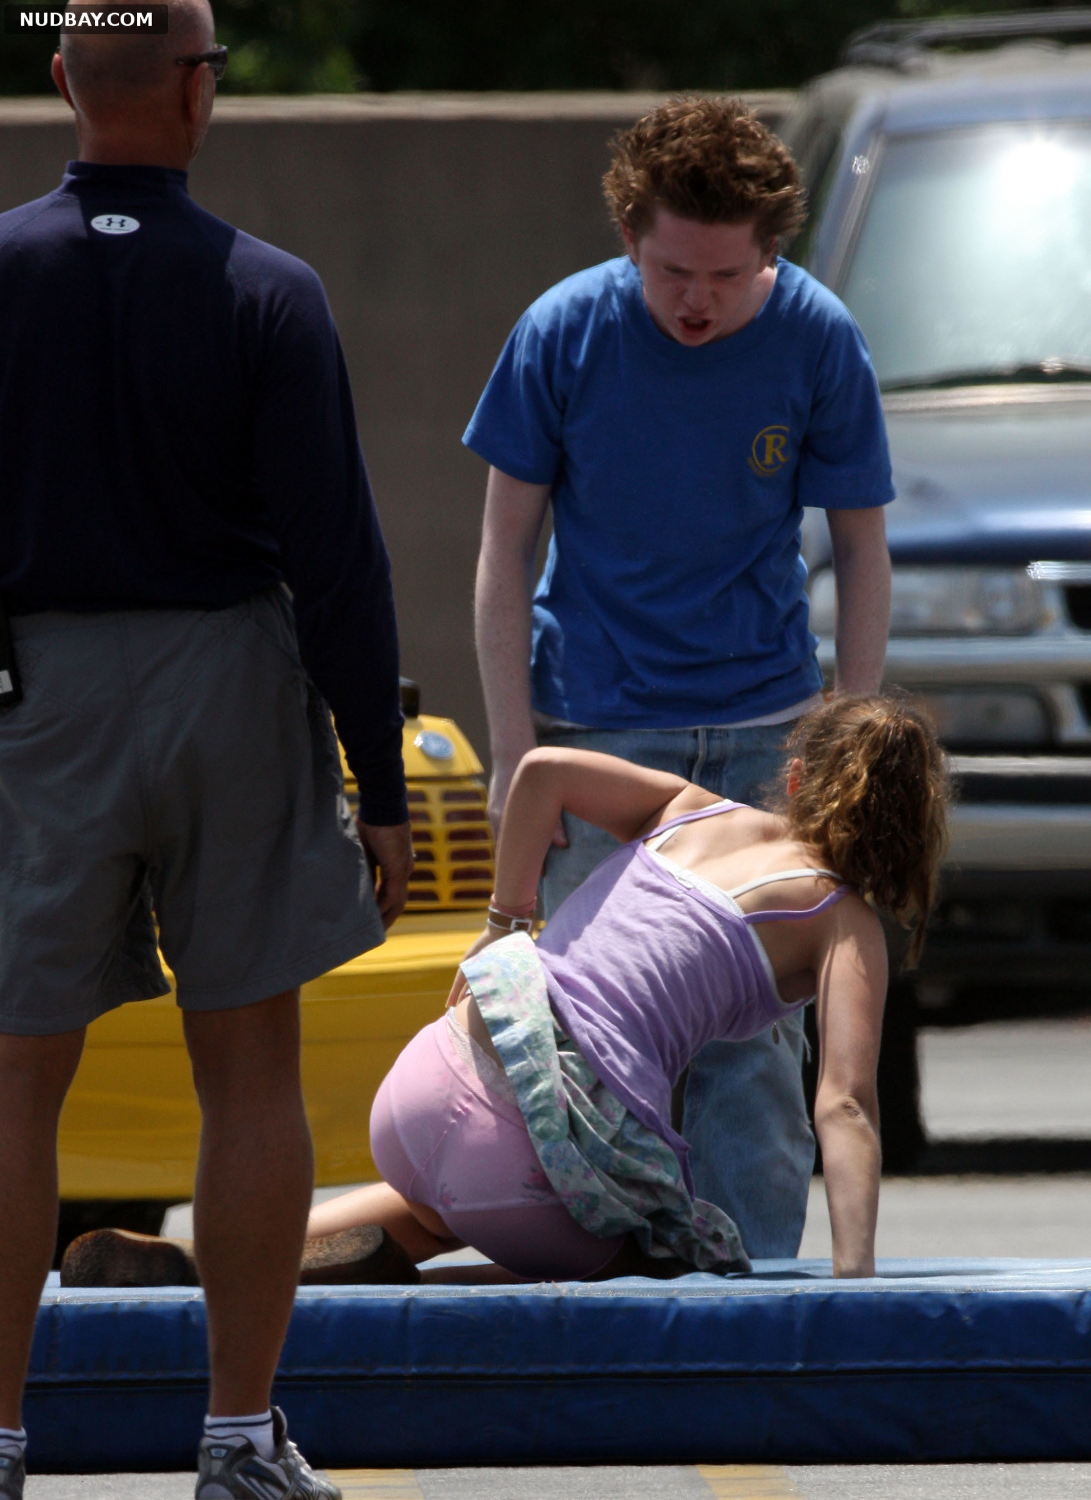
[536,721,813,1259]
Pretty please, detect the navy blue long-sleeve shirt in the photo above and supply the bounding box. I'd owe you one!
[0,162,406,824]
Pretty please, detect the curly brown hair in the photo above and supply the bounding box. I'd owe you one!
[602,96,807,245]
[782,696,951,968]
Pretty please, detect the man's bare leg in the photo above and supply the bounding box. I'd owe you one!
[0,1028,85,1429]
[183,990,312,1418]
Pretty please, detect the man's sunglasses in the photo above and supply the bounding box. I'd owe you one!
[175,45,228,81]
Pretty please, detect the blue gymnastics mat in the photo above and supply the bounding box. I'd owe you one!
[28,1258,1091,1471]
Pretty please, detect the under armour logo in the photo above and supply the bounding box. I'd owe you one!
[91,213,141,235]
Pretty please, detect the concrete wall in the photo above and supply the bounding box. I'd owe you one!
[0,92,791,763]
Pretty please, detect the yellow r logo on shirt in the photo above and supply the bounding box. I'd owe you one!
[748,425,791,476]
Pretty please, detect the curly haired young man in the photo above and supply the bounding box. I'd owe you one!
[465,96,893,1263]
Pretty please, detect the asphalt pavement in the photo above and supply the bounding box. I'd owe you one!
[28,1013,1091,1499]
[799,1014,1091,1261]
[17,1463,1091,1498]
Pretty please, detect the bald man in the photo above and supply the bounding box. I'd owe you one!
[0,6,410,1496]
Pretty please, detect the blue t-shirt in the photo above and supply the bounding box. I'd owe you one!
[463,256,893,728]
[0,163,405,822]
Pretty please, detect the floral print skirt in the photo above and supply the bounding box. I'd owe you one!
[460,932,750,1274]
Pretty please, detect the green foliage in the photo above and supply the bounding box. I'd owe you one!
[0,0,1080,95]
[212,0,366,93]
[348,0,890,91]
[0,0,367,95]
[1,25,58,95]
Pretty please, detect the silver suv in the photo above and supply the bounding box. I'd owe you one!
[780,11,1091,1008]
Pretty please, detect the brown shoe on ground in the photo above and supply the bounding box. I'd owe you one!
[60,1223,419,1288]
[299,1225,419,1285]
[60,1227,200,1287]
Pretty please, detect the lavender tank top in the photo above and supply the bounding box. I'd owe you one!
[535,801,848,1181]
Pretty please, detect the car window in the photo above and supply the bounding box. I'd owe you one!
[779,87,875,265]
[837,122,1091,388]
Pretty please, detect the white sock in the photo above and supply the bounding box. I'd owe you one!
[203,1411,275,1461]
[0,1427,26,1459]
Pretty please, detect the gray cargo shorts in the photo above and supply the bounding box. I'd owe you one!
[0,589,385,1035]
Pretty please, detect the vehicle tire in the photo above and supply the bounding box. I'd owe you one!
[54,1200,171,1269]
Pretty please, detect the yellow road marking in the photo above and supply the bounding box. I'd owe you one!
[330,1465,802,1497]
[698,1465,804,1498]
[330,1470,427,1498]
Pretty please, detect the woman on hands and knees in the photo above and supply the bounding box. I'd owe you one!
[64,695,948,1287]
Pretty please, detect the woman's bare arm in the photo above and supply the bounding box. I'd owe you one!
[812,902,888,1277]
[457,748,705,967]
[489,747,702,912]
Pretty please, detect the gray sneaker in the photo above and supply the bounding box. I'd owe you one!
[195,1408,340,1499]
[0,1451,25,1500]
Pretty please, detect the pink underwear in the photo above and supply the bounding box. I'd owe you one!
[369,1015,623,1279]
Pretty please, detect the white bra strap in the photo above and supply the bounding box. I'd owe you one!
[726,867,841,900]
